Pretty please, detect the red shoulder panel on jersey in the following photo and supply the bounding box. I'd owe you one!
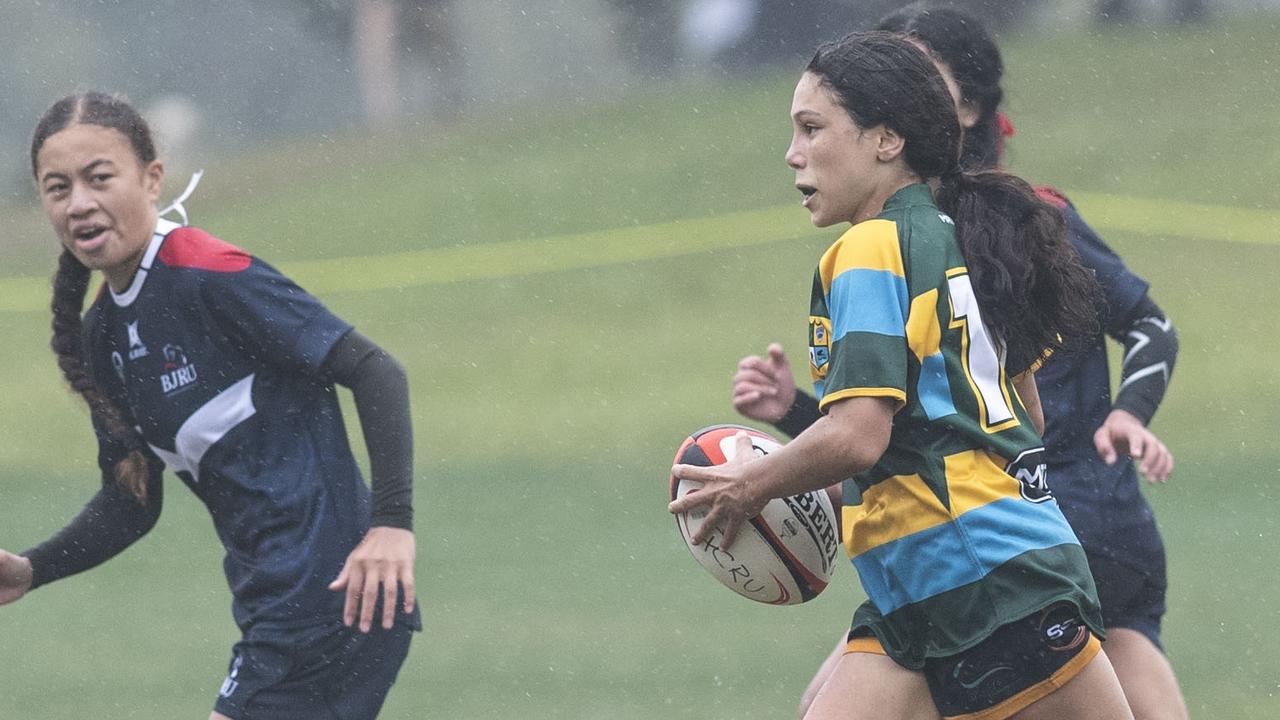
[1033,185,1070,210]
[157,227,252,272]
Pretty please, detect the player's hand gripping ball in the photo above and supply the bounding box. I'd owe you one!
[670,424,839,605]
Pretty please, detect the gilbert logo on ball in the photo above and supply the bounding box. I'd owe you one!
[670,424,839,605]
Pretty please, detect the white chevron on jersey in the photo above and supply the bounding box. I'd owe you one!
[148,374,256,483]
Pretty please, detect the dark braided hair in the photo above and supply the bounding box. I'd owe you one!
[878,3,1005,171]
[33,92,157,502]
[805,32,1098,370]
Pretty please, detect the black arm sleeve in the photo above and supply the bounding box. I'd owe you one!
[22,463,163,591]
[1109,294,1178,426]
[774,390,824,439]
[321,330,415,531]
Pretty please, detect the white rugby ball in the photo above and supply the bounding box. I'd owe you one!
[670,424,840,605]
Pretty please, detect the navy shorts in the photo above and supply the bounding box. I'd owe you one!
[1087,551,1167,650]
[847,602,1100,720]
[213,619,415,720]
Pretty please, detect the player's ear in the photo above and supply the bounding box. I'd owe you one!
[875,126,906,163]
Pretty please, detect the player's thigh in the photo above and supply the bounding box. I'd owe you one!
[1102,628,1188,720]
[1010,650,1133,720]
[800,635,848,719]
[804,650,940,720]
[210,713,233,720]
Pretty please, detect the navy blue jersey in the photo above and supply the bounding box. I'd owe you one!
[1033,198,1164,572]
[83,219,368,631]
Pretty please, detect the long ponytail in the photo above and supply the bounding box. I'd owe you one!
[935,171,1099,369]
[50,247,152,502]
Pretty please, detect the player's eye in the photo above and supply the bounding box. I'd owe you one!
[90,173,113,184]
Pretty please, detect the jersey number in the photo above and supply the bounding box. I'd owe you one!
[947,273,1018,432]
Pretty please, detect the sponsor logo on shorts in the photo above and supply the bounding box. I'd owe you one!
[1039,604,1089,651]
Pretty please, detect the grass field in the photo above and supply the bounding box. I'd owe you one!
[2,17,1279,719]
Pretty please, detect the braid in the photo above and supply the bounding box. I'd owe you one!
[50,250,151,503]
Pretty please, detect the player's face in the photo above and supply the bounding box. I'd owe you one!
[785,71,889,228]
[36,124,163,292]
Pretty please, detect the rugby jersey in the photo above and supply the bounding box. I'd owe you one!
[808,183,1102,668]
[83,219,372,632]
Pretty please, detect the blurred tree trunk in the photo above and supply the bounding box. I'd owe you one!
[354,0,400,125]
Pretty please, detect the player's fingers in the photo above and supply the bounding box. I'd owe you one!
[359,564,382,633]
[766,343,787,369]
[719,514,743,551]
[1149,443,1173,482]
[1093,426,1117,465]
[401,568,417,616]
[668,490,710,516]
[342,564,365,627]
[328,563,349,591]
[382,567,399,630]
[731,431,756,460]
[688,507,724,547]
[1127,433,1146,464]
[736,355,768,373]
[733,367,778,390]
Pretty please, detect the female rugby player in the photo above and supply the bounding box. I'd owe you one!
[733,7,1185,718]
[671,32,1135,720]
[0,91,420,720]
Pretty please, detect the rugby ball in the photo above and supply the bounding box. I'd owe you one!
[670,424,840,605]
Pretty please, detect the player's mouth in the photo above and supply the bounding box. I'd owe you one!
[797,185,817,208]
[72,224,111,252]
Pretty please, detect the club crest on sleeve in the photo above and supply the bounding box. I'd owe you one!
[809,316,831,377]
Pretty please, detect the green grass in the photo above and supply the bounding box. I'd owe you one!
[3,17,1280,719]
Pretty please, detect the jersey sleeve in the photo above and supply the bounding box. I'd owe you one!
[1062,204,1150,334]
[814,220,910,412]
[198,258,353,375]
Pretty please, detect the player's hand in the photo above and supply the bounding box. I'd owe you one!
[0,550,33,606]
[668,432,768,550]
[732,343,797,423]
[1094,409,1173,483]
[328,527,417,633]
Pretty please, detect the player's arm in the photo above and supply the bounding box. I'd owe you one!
[2,462,164,605]
[1109,294,1178,426]
[321,329,417,632]
[1095,294,1178,481]
[670,395,893,548]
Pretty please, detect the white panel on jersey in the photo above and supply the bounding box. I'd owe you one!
[111,218,182,307]
[946,274,1015,427]
[149,374,256,483]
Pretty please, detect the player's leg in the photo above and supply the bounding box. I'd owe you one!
[799,635,847,718]
[209,713,234,720]
[803,639,940,720]
[1103,628,1189,720]
[1009,649,1133,720]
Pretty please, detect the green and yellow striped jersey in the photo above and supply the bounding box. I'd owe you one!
[808,183,1102,668]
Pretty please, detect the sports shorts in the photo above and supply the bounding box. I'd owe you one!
[212,618,414,720]
[845,602,1100,720]
[1087,551,1167,651]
